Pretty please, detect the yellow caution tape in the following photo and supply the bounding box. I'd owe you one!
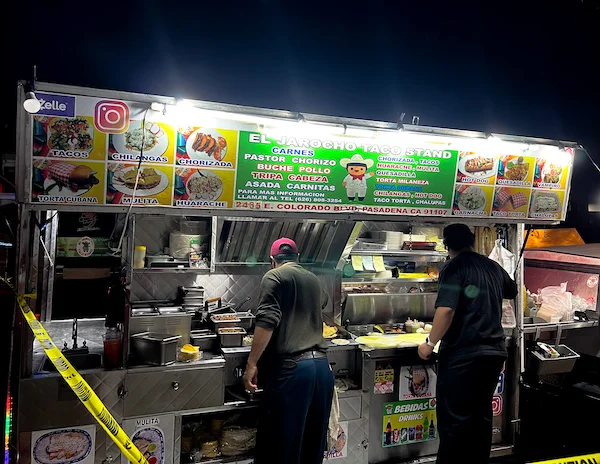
[3,278,148,464]
[529,453,600,464]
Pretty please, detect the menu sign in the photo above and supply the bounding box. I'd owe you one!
[29,92,574,220]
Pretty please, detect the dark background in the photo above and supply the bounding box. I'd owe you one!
[2,0,600,238]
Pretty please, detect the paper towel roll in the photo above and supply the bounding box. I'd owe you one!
[170,232,205,259]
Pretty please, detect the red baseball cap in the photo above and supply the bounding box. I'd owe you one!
[270,238,298,257]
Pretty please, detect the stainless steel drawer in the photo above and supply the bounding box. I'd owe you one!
[123,366,224,416]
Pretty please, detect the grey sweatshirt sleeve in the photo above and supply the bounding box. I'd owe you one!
[255,272,283,331]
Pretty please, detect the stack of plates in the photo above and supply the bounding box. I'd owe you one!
[371,231,404,250]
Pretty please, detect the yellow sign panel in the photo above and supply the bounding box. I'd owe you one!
[529,453,600,464]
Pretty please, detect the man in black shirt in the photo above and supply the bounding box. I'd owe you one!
[418,224,518,464]
[243,238,334,464]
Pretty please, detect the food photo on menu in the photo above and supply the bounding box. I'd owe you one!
[176,126,237,168]
[108,121,172,163]
[32,159,104,203]
[496,155,534,186]
[452,184,493,216]
[106,162,172,205]
[529,189,564,219]
[173,167,232,207]
[33,116,95,158]
[456,151,497,184]
[534,155,569,189]
[492,187,531,217]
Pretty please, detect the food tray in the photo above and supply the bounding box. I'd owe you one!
[528,344,580,376]
[236,311,256,330]
[217,327,247,347]
[190,329,218,351]
[210,313,241,331]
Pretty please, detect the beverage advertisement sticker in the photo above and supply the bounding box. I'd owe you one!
[374,361,395,395]
[383,398,437,447]
[324,421,348,460]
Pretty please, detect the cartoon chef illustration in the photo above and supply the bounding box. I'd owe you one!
[341,154,374,201]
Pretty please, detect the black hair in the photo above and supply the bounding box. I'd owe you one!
[443,224,475,252]
[273,243,299,264]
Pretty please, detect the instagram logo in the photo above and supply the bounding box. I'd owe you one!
[94,100,130,133]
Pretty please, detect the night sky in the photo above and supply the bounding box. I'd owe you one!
[3,0,600,235]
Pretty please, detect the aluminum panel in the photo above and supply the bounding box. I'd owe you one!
[123,367,224,416]
[339,396,362,421]
[18,371,125,432]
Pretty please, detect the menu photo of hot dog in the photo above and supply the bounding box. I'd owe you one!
[456,151,497,185]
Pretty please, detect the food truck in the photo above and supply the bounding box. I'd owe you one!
[8,81,585,464]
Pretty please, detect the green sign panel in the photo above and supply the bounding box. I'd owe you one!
[234,131,458,216]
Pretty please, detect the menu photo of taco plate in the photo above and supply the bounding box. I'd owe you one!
[452,183,494,217]
[173,167,234,208]
[108,121,175,164]
[106,162,173,205]
[32,116,106,161]
[496,155,534,187]
[492,187,531,218]
[176,126,238,168]
[32,159,105,204]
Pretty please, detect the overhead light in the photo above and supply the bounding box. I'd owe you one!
[344,126,377,138]
[150,102,165,113]
[23,83,41,114]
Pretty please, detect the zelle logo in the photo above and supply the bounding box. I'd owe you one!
[94,100,130,134]
[35,93,75,117]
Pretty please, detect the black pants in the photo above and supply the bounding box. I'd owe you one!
[436,355,505,464]
[255,357,335,464]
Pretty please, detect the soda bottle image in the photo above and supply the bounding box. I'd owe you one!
[408,426,416,441]
[429,419,436,439]
[423,417,429,439]
[416,425,423,440]
[401,428,408,443]
[385,420,392,445]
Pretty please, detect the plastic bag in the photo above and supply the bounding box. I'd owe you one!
[220,426,257,457]
[501,300,516,329]
[539,282,573,321]
[488,239,516,277]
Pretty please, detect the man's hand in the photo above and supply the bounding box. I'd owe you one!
[243,363,258,393]
[418,343,434,360]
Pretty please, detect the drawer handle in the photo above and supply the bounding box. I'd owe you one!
[172,381,180,391]
[117,385,128,399]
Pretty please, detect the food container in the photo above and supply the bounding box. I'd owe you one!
[131,332,181,366]
[210,313,241,331]
[217,327,247,347]
[145,254,172,268]
[528,344,580,376]
[236,311,255,330]
[190,329,218,351]
[355,239,387,251]
[133,246,146,269]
